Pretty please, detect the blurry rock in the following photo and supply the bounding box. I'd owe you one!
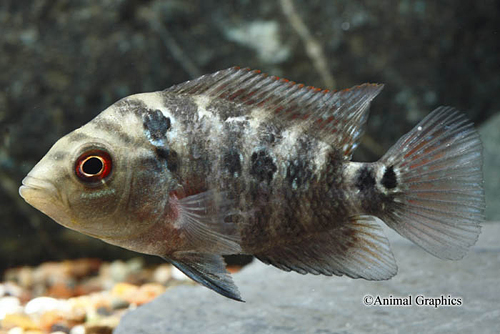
[84,325,113,334]
[109,296,129,311]
[47,283,75,299]
[1,313,40,331]
[108,261,128,283]
[132,283,166,306]
[125,258,144,274]
[33,262,70,287]
[66,259,102,279]
[480,112,500,221]
[0,296,22,320]
[152,264,172,285]
[85,314,120,334]
[111,283,139,305]
[39,311,65,333]
[16,267,34,289]
[69,325,86,334]
[7,328,24,334]
[74,277,104,297]
[0,282,23,298]
[25,297,64,315]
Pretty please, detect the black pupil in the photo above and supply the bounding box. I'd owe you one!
[82,157,103,175]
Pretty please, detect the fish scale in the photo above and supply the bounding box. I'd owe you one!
[19,67,485,301]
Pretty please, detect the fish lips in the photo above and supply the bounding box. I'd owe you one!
[19,175,72,227]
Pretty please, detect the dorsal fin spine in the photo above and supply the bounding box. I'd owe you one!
[165,67,383,157]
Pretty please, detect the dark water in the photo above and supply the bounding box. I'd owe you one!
[0,0,499,271]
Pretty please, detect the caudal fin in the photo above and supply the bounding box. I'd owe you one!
[379,107,485,260]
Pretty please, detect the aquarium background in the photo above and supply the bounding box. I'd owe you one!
[1,0,499,272]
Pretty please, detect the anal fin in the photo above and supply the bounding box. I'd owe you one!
[166,252,243,301]
[256,216,397,280]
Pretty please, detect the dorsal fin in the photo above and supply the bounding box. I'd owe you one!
[165,67,383,157]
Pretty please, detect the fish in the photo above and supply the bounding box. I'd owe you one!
[19,67,485,301]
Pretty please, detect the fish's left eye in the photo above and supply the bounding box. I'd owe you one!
[75,149,112,183]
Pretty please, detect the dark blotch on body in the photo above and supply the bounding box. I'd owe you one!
[381,165,397,189]
[155,148,179,172]
[355,167,376,192]
[250,150,277,183]
[224,150,242,175]
[142,109,171,144]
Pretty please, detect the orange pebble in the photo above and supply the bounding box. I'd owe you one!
[39,310,65,332]
[132,283,166,305]
[1,313,40,330]
[111,282,139,303]
[47,282,74,298]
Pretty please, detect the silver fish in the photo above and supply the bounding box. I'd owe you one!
[19,67,485,301]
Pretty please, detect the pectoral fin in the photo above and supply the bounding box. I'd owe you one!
[172,189,243,255]
[166,252,243,302]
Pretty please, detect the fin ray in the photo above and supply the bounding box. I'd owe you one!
[174,190,242,255]
[256,216,397,280]
[380,106,484,260]
[167,252,242,301]
[165,67,383,157]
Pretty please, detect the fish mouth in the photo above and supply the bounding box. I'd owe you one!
[19,175,72,227]
[19,175,60,203]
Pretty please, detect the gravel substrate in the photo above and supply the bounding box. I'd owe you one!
[0,258,203,334]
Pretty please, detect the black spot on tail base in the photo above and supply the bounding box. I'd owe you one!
[355,167,376,192]
[250,150,277,183]
[381,165,397,189]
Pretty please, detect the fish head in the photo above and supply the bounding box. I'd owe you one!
[19,97,176,245]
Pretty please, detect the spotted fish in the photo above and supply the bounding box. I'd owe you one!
[19,67,484,301]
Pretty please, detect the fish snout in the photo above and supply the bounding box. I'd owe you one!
[19,175,60,204]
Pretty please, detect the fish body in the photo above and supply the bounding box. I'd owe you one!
[19,68,485,300]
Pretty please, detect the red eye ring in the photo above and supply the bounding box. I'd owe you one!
[75,149,113,182]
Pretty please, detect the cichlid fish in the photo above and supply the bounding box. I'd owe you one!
[19,67,484,301]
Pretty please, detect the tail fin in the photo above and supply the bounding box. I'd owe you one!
[379,106,485,260]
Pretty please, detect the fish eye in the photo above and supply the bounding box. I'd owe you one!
[75,149,112,183]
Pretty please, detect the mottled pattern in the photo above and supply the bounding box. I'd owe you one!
[151,91,387,254]
[162,93,199,126]
[249,150,277,184]
[114,98,148,117]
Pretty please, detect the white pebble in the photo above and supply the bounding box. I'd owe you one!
[109,260,128,282]
[153,265,172,284]
[7,327,24,334]
[3,282,23,297]
[25,296,69,315]
[0,296,22,320]
[70,325,86,334]
[171,267,189,281]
